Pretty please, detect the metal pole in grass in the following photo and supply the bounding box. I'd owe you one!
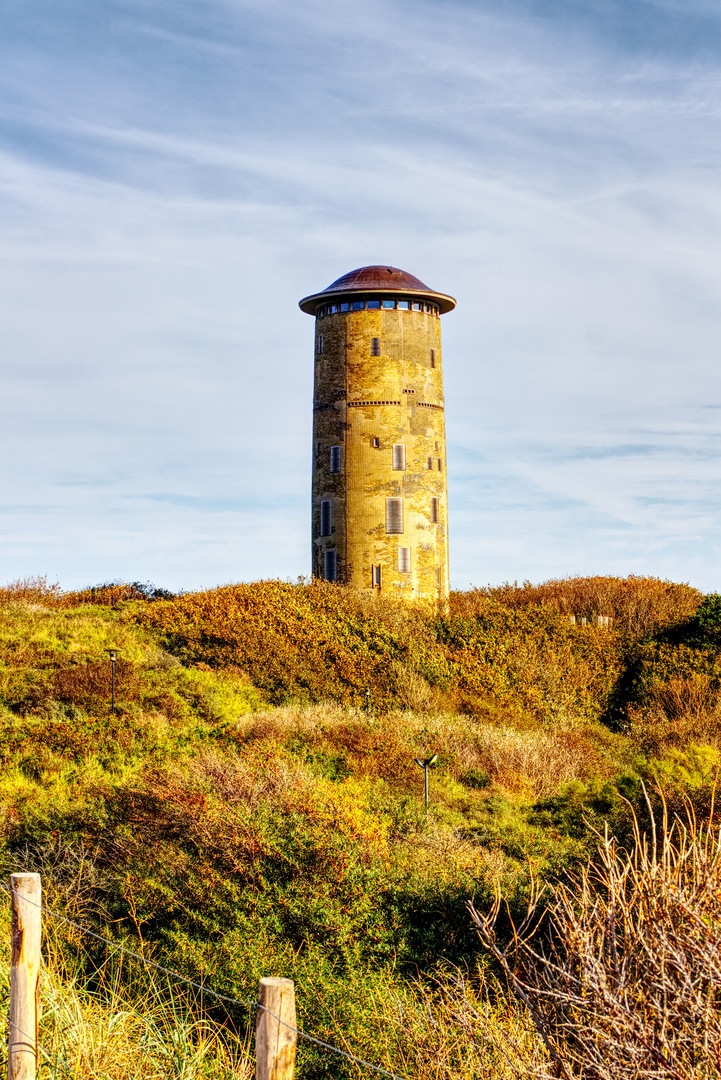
[106,649,118,714]
[8,873,41,1080]
[414,754,438,810]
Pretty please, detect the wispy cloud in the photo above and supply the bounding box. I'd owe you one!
[1,0,720,589]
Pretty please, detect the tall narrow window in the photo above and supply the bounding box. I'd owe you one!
[437,458,442,472]
[385,498,403,534]
[430,349,436,368]
[392,443,406,471]
[320,500,332,536]
[370,337,381,356]
[329,446,341,473]
[431,497,439,524]
[426,456,433,470]
[317,334,324,354]
[373,565,381,587]
[324,549,337,582]
[436,567,442,587]
[398,547,411,573]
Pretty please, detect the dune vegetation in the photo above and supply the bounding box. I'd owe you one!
[0,574,719,1078]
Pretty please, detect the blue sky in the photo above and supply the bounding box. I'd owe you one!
[1,0,720,592]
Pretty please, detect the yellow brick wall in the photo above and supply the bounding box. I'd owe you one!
[312,306,449,605]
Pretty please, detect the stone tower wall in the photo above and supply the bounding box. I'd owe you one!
[312,304,449,604]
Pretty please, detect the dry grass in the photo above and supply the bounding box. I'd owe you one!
[236,702,611,800]
[0,909,252,1079]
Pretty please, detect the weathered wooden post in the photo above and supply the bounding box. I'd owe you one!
[8,873,41,1080]
[256,977,297,1080]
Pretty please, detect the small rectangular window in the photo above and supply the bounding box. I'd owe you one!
[370,337,381,356]
[329,446,341,473]
[352,301,364,311]
[437,458,442,472]
[392,443,406,471]
[424,304,432,313]
[430,349,435,368]
[320,500,332,537]
[382,300,395,309]
[317,334,324,354]
[324,549,337,582]
[398,301,410,310]
[398,547,411,573]
[385,497,403,534]
[372,437,380,448]
[412,301,423,311]
[427,456,433,470]
[431,497,439,523]
[340,302,350,311]
[373,564,381,587]
[367,300,381,309]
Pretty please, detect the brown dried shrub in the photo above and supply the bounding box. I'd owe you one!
[53,660,140,710]
[470,796,721,1080]
[452,575,702,638]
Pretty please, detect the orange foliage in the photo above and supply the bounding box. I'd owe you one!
[451,575,702,638]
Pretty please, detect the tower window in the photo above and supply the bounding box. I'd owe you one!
[352,301,364,311]
[398,547,411,574]
[392,443,406,471]
[320,500,332,537]
[412,301,423,311]
[370,337,381,356]
[430,349,435,368]
[398,301,410,310]
[367,300,381,309]
[385,498,403,534]
[372,437,380,448]
[427,456,433,470]
[330,446,341,473]
[382,300,395,309]
[438,459,442,472]
[317,334,324,354]
[324,549,337,583]
[431,497,439,523]
[436,567,442,587]
[373,564,381,587]
[340,302,350,311]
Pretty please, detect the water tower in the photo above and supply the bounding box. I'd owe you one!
[299,265,455,603]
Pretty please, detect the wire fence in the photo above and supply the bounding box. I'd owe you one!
[1,883,408,1080]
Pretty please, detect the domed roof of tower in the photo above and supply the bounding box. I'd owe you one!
[299,265,456,315]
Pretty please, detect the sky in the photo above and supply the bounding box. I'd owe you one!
[1,0,720,593]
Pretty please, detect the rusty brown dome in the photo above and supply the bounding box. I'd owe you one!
[299,264,456,315]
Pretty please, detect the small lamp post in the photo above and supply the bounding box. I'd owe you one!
[107,649,119,713]
[414,753,438,810]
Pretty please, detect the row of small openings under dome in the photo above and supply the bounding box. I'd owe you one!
[321,445,442,472]
[318,496,440,537]
[316,299,439,317]
[321,550,444,586]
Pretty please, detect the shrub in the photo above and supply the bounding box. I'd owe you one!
[469,797,721,1079]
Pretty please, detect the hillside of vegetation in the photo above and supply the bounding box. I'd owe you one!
[0,574,719,1079]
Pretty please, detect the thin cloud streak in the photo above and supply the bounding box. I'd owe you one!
[0,0,720,590]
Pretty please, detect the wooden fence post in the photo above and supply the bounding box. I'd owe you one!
[256,977,297,1080]
[8,873,41,1080]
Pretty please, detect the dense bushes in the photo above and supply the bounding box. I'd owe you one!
[0,573,719,1077]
